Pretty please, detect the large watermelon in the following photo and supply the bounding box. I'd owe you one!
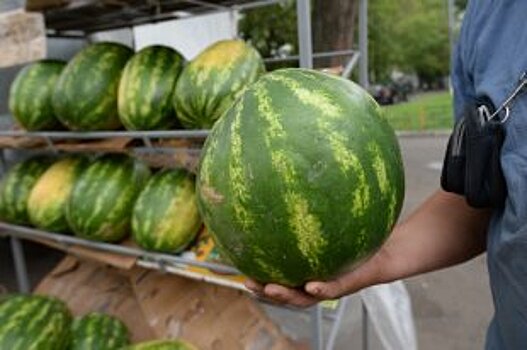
[66,154,151,242]
[27,156,89,233]
[0,294,72,349]
[52,42,133,130]
[197,69,405,287]
[132,169,201,253]
[124,340,198,350]
[173,39,264,129]
[0,157,52,225]
[118,45,186,130]
[71,312,129,350]
[8,60,66,130]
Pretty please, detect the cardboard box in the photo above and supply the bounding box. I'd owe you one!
[35,256,299,349]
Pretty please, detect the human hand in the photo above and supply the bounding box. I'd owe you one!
[245,249,386,308]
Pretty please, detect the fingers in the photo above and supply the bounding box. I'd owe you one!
[305,279,347,299]
[244,280,319,307]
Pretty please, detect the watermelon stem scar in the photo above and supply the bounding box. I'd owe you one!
[201,185,224,204]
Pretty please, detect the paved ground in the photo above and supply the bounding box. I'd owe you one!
[0,135,493,349]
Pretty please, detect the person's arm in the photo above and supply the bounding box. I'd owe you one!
[246,189,492,307]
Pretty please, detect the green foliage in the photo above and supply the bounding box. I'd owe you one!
[369,0,451,84]
[238,1,297,59]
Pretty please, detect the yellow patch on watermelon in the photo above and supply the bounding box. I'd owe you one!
[228,102,254,229]
[253,246,288,283]
[369,143,390,196]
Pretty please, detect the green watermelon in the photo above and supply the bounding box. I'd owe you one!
[197,69,405,287]
[124,340,198,350]
[173,39,264,129]
[0,294,72,350]
[118,45,186,130]
[71,312,129,350]
[66,154,151,242]
[52,42,133,130]
[8,60,66,130]
[0,157,52,225]
[27,156,89,233]
[132,169,201,253]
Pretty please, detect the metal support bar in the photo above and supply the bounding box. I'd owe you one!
[362,301,369,350]
[10,237,30,293]
[296,0,313,69]
[341,52,361,79]
[358,0,369,89]
[310,304,323,350]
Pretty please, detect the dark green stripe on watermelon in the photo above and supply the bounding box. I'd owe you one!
[0,294,72,350]
[173,39,265,129]
[9,60,66,130]
[52,42,133,131]
[123,340,198,350]
[66,154,151,242]
[197,68,405,287]
[0,157,52,225]
[132,168,201,253]
[71,312,129,350]
[118,45,186,130]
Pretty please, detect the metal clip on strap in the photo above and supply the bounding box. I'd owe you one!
[488,71,527,123]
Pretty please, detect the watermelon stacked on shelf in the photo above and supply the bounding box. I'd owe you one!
[173,39,265,129]
[0,295,72,349]
[0,157,52,225]
[197,68,405,287]
[71,312,130,350]
[118,45,186,130]
[132,169,201,253]
[52,42,134,130]
[8,60,66,130]
[27,156,89,233]
[66,154,151,242]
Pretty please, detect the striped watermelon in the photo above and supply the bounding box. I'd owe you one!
[8,60,66,130]
[52,42,133,130]
[197,69,405,287]
[0,294,72,349]
[173,39,264,129]
[118,45,186,130]
[0,157,52,225]
[132,169,201,253]
[66,154,151,242]
[71,312,129,350]
[124,340,198,350]
[28,156,89,233]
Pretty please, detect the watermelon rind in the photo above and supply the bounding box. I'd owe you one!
[71,312,129,350]
[123,340,199,350]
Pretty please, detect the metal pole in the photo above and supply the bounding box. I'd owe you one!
[358,0,369,89]
[362,301,369,350]
[296,0,313,69]
[10,237,30,293]
[447,0,455,55]
[310,304,323,350]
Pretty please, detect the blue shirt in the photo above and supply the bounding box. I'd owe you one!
[452,1,527,348]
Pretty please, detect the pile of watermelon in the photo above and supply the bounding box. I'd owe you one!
[0,155,202,253]
[9,39,264,131]
[0,294,197,349]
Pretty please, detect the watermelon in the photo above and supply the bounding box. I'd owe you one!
[0,157,52,225]
[124,340,198,350]
[132,169,201,253]
[196,69,405,287]
[52,42,133,130]
[118,45,186,130]
[173,39,264,129]
[71,312,129,350]
[8,60,66,130]
[0,294,72,349]
[66,154,151,242]
[27,156,89,233]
